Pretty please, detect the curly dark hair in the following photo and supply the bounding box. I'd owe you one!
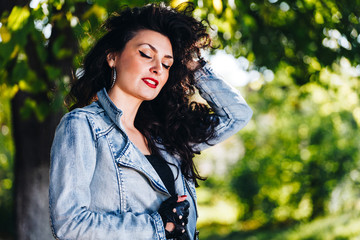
[66,2,218,186]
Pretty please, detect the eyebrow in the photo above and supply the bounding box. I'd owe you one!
[139,43,173,59]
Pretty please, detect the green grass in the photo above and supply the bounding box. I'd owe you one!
[199,211,360,240]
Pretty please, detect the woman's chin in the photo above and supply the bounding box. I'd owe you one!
[139,94,159,102]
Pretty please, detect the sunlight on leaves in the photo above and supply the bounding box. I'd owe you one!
[212,0,223,14]
[8,6,31,31]
[0,26,11,43]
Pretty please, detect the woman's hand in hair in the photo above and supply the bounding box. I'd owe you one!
[187,59,202,71]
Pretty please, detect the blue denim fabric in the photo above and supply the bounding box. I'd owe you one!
[49,64,252,239]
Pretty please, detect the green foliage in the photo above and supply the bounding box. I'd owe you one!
[198,0,360,85]
[229,59,360,226]
[0,85,15,236]
[200,211,360,240]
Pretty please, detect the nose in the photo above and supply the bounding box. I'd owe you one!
[150,59,163,75]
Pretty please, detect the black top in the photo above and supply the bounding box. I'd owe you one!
[145,155,176,196]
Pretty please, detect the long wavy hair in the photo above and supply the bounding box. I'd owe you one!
[66,3,218,186]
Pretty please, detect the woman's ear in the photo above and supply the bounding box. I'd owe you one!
[106,52,116,68]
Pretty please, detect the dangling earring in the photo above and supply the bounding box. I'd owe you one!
[111,67,116,88]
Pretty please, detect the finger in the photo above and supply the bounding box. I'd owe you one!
[165,222,175,232]
[174,225,186,235]
[177,195,187,202]
[182,200,190,209]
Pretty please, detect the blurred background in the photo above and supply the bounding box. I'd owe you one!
[1,0,360,239]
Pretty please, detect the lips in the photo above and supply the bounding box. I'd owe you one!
[142,78,159,88]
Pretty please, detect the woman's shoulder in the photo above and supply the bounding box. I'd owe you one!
[59,101,114,133]
[70,101,104,115]
[65,101,107,118]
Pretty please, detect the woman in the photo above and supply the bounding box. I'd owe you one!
[49,3,252,240]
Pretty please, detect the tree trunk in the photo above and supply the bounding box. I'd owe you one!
[12,91,62,240]
[6,0,82,237]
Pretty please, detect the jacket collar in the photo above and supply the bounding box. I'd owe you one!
[97,88,123,129]
[97,88,170,195]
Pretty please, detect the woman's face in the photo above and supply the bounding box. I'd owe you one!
[108,29,173,102]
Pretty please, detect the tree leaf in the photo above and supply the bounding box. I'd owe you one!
[8,6,30,31]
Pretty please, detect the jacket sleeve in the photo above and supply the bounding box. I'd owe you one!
[192,63,253,152]
[49,112,166,240]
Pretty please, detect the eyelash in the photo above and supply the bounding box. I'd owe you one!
[139,50,151,59]
[139,50,171,70]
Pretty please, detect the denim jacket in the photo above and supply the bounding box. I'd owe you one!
[49,64,253,240]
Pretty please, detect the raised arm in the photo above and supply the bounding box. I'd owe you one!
[192,63,253,151]
[49,112,166,240]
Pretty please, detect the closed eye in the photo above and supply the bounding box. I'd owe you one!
[139,50,151,59]
[162,63,170,69]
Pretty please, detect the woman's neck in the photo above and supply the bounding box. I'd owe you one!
[107,87,142,130]
[107,87,151,155]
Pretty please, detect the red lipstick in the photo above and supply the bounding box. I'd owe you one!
[142,78,159,88]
